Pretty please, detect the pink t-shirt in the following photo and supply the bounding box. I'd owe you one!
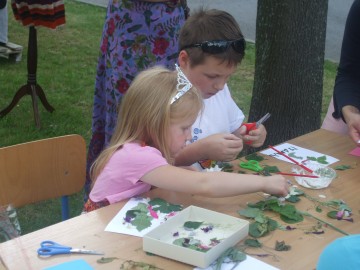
[89,142,168,204]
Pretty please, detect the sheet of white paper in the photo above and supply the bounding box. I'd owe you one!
[260,143,339,165]
[105,197,181,237]
[194,255,279,270]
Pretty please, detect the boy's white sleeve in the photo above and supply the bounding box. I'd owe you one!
[223,84,245,133]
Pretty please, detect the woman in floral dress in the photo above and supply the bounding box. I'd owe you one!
[85,0,188,197]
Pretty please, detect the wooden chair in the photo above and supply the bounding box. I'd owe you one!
[0,135,86,221]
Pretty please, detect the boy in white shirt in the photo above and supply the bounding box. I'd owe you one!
[175,8,266,169]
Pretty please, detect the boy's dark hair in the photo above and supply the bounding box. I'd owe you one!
[179,8,245,66]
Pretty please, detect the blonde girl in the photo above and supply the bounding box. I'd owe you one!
[84,66,288,212]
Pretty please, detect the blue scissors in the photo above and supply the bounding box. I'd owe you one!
[239,160,263,172]
[37,241,104,257]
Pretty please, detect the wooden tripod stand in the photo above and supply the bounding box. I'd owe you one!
[0,26,55,128]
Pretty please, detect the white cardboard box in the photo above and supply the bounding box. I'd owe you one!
[143,205,249,268]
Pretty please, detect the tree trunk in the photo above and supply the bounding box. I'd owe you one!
[249,0,328,148]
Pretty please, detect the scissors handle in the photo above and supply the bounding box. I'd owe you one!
[239,160,263,172]
[41,240,71,249]
[38,247,71,256]
[38,241,72,256]
[242,122,257,135]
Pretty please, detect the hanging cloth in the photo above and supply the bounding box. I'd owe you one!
[11,0,65,29]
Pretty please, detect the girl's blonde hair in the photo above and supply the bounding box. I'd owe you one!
[90,66,203,183]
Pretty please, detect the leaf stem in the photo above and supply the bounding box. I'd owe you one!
[299,211,349,236]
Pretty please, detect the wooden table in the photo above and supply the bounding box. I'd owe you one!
[1,129,359,270]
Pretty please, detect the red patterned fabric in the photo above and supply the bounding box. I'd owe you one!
[11,0,65,29]
[83,198,110,213]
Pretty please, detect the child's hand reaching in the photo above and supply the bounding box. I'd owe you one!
[201,133,243,161]
[263,175,289,197]
[239,124,267,147]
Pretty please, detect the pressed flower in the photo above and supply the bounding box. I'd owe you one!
[311,230,325,235]
[198,244,211,251]
[201,225,214,233]
[253,254,271,258]
[336,210,344,220]
[123,216,132,223]
[182,238,190,247]
[147,205,159,219]
[210,238,221,246]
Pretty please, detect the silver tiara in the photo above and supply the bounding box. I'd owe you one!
[170,64,193,104]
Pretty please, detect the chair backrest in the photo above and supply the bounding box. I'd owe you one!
[0,135,86,219]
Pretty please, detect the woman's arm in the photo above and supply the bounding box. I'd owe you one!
[342,105,360,143]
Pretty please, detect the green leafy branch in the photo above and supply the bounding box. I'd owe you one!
[238,187,351,237]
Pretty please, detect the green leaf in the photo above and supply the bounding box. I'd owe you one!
[227,248,247,261]
[125,209,141,219]
[218,162,233,169]
[132,202,148,212]
[247,197,279,211]
[254,214,267,223]
[97,257,119,264]
[215,247,246,270]
[244,238,262,248]
[173,237,207,252]
[249,222,268,238]
[316,206,322,213]
[268,218,279,231]
[334,165,352,171]
[280,213,303,224]
[317,155,329,164]
[285,195,300,203]
[131,214,152,231]
[327,211,338,219]
[183,221,203,230]
[275,240,291,251]
[263,165,280,173]
[270,204,303,223]
[288,152,303,160]
[245,153,264,161]
[148,198,167,206]
[290,187,305,196]
[149,198,183,213]
[238,207,262,218]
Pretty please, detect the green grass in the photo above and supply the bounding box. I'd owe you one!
[0,0,337,235]
[0,0,105,234]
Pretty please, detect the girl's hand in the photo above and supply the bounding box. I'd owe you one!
[263,175,289,197]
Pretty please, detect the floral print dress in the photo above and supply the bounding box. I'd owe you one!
[85,0,186,196]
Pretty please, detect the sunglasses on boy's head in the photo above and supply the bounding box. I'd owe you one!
[180,38,245,55]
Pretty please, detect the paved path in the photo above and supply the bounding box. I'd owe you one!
[77,0,353,62]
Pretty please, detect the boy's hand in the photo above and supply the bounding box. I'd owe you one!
[240,124,267,147]
[201,133,243,161]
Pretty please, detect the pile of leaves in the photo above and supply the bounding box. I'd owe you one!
[238,187,352,237]
[238,191,304,238]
